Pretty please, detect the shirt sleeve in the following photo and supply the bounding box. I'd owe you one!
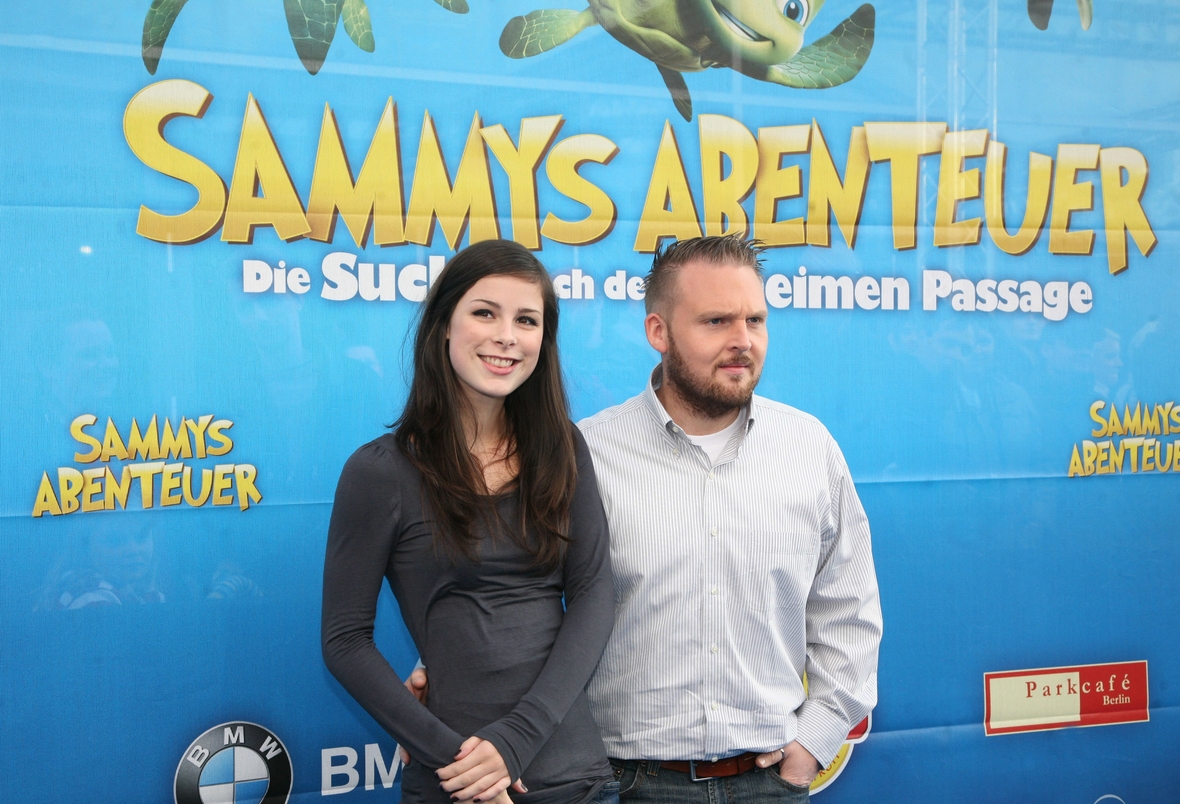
[794,435,882,767]
[321,440,466,770]
[473,428,616,782]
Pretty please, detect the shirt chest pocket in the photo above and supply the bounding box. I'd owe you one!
[737,530,819,613]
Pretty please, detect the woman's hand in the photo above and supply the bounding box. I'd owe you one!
[437,737,527,802]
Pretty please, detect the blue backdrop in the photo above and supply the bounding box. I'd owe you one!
[1,1,1177,802]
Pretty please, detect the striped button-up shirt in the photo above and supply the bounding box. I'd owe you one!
[578,370,882,766]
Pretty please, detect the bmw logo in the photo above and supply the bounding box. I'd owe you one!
[175,722,293,804]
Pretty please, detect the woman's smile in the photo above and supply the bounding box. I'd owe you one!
[479,354,521,374]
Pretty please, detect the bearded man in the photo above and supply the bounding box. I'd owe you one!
[576,234,882,802]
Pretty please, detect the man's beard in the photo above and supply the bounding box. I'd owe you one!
[664,334,761,420]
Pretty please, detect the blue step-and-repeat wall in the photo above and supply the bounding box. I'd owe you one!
[1,1,1177,802]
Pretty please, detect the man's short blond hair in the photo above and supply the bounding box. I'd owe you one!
[644,235,766,315]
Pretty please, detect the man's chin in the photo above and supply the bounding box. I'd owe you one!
[703,381,756,411]
[712,372,759,400]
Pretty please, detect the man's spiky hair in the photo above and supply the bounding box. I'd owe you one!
[644,235,766,315]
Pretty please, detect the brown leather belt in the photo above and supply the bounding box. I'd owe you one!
[660,752,761,781]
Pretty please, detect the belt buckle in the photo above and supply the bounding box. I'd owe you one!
[688,761,708,783]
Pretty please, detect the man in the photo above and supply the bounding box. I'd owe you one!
[411,235,881,802]
[575,235,881,800]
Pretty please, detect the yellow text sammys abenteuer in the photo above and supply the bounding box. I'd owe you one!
[125,79,1155,274]
[31,414,262,516]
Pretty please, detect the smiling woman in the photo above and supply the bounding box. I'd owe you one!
[322,240,619,804]
[446,275,545,423]
[395,241,574,564]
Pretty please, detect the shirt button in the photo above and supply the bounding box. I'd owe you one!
[710,644,719,654]
[710,527,718,537]
[708,471,715,481]
[711,701,719,710]
[710,586,718,595]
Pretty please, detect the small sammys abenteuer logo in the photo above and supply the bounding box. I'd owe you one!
[175,721,293,804]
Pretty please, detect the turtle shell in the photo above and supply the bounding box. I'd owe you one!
[590,0,717,72]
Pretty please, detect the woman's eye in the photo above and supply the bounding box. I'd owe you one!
[474,309,493,318]
[781,0,808,24]
[518,316,539,327]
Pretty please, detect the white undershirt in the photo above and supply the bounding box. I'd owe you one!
[683,412,745,465]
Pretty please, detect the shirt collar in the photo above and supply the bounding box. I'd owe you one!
[643,364,757,440]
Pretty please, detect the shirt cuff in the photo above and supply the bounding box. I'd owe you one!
[793,700,851,768]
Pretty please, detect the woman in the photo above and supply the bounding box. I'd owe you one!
[322,239,617,804]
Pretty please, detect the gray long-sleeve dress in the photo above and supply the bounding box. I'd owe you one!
[321,430,615,804]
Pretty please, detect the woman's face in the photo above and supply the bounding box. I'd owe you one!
[447,274,545,405]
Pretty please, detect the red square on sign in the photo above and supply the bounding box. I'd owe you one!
[1077,663,1149,727]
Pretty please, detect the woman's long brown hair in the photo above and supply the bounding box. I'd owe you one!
[394,239,576,571]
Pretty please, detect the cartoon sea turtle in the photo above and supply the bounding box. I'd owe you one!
[141,0,470,76]
[499,0,875,121]
[1027,0,1092,30]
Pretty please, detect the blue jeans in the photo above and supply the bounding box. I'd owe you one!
[609,760,809,804]
[593,779,622,803]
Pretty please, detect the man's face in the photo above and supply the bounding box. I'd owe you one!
[650,259,768,418]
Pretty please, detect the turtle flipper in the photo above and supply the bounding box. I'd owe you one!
[1028,0,1053,30]
[765,4,874,89]
[433,0,470,13]
[342,0,374,52]
[284,0,344,75]
[657,66,693,121]
[1028,0,1090,31]
[141,0,191,74]
[499,9,597,59]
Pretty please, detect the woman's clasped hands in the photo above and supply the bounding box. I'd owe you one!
[437,737,527,804]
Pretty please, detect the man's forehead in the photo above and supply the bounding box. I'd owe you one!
[672,259,764,306]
